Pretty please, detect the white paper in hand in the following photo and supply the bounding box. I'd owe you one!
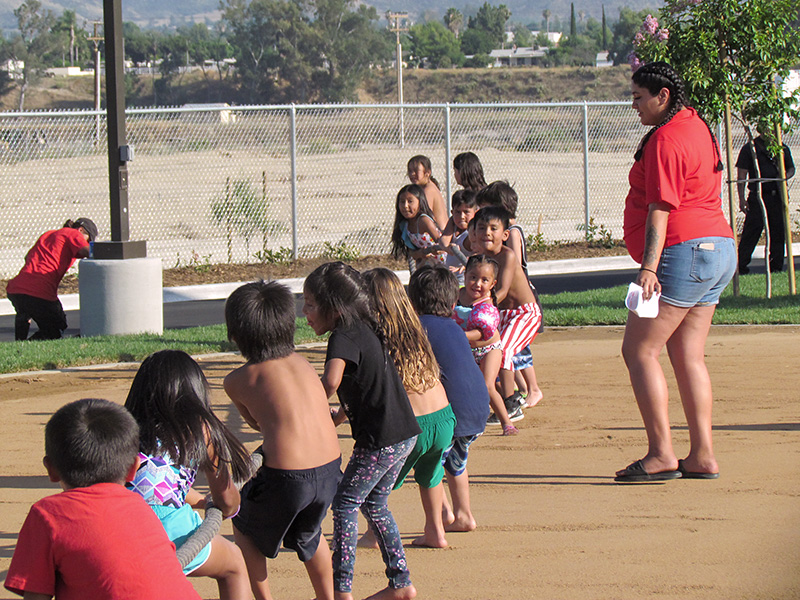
[625,282,660,318]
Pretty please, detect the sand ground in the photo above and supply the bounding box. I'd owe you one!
[0,325,798,600]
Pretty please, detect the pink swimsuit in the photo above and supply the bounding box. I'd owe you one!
[452,297,502,364]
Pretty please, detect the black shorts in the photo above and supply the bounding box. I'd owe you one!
[233,456,342,561]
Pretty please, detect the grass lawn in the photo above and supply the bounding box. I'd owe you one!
[1,272,797,375]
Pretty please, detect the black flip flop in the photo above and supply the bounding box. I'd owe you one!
[677,459,720,480]
[614,459,682,483]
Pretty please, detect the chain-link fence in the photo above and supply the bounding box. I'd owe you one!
[0,102,796,278]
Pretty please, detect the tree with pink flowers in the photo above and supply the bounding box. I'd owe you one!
[630,0,800,295]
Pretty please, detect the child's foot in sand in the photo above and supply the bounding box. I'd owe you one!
[502,424,518,436]
[523,390,543,408]
[357,529,379,549]
[444,514,476,532]
[442,504,455,527]
[411,533,448,548]
[363,584,417,600]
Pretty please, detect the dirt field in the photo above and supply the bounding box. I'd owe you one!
[1,326,798,600]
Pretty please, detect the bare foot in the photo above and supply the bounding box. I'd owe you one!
[363,585,417,600]
[411,534,448,548]
[357,529,379,549]
[444,516,476,532]
[523,390,543,408]
[441,505,455,526]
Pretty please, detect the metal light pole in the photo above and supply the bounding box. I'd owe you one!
[88,22,102,146]
[387,12,408,148]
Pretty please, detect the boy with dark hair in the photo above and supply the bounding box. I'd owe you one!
[224,281,342,600]
[472,207,543,420]
[408,265,490,532]
[5,398,200,600]
[438,190,478,283]
[476,183,544,410]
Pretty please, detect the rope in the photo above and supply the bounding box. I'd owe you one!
[175,450,264,568]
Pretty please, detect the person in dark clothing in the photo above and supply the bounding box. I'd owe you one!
[736,135,795,274]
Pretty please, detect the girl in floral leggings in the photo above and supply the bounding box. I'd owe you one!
[303,262,421,600]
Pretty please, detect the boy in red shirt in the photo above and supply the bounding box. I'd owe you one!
[4,398,200,600]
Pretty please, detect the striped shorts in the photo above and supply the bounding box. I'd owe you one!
[499,302,542,370]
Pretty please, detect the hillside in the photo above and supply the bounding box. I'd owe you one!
[0,65,633,111]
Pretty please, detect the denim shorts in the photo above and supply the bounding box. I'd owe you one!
[657,236,736,308]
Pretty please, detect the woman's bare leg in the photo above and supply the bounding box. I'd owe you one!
[665,305,719,474]
[619,303,689,475]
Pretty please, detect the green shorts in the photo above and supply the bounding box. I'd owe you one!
[393,404,456,490]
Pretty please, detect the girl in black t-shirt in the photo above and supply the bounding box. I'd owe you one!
[303,262,420,600]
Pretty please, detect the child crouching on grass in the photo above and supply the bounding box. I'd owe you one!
[5,398,200,600]
[408,265,491,531]
[224,281,342,600]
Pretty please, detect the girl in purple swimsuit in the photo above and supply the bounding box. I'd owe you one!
[452,255,516,435]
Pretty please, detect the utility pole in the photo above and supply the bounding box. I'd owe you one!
[88,22,103,146]
[387,12,409,148]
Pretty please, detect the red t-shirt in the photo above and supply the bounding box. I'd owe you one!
[6,228,89,302]
[4,483,200,600]
[623,107,733,264]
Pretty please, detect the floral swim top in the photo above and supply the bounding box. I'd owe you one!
[452,297,500,341]
[127,451,197,508]
[401,215,446,264]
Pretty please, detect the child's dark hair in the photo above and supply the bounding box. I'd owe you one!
[63,217,98,242]
[408,265,458,317]
[45,398,139,489]
[453,152,487,191]
[391,184,436,259]
[303,261,376,331]
[632,61,723,171]
[475,181,518,218]
[125,350,252,482]
[226,281,295,362]
[474,206,510,230]
[452,189,478,210]
[407,155,441,189]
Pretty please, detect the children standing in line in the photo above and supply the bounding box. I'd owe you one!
[391,184,445,272]
[303,262,421,600]
[453,255,519,435]
[472,206,543,416]
[223,281,343,600]
[125,350,252,600]
[408,265,491,531]
[477,182,544,410]
[453,152,487,192]
[407,155,447,228]
[363,268,456,548]
[5,398,201,600]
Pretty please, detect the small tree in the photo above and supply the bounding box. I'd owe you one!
[630,0,800,295]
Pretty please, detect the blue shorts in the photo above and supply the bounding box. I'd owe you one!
[511,345,533,370]
[442,433,481,477]
[151,503,211,575]
[657,237,736,308]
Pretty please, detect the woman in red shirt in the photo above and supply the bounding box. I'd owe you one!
[616,62,735,483]
[7,218,97,340]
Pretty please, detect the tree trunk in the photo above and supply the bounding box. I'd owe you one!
[723,96,739,295]
[775,124,796,294]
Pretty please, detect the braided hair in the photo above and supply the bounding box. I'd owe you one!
[632,62,723,172]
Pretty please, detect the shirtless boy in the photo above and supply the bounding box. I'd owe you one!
[472,206,543,417]
[224,281,342,600]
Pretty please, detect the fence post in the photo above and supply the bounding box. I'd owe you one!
[290,104,298,260]
[582,101,590,239]
[445,103,452,213]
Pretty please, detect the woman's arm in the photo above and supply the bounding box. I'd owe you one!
[636,201,671,300]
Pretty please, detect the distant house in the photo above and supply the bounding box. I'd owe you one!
[1,60,24,80]
[531,31,562,46]
[46,66,94,77]
[181,103,236,124]
[490,47,547,67]
[595,51,613,68]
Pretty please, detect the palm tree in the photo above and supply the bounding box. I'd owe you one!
[542,8,551,33]
[444,8,464,38]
